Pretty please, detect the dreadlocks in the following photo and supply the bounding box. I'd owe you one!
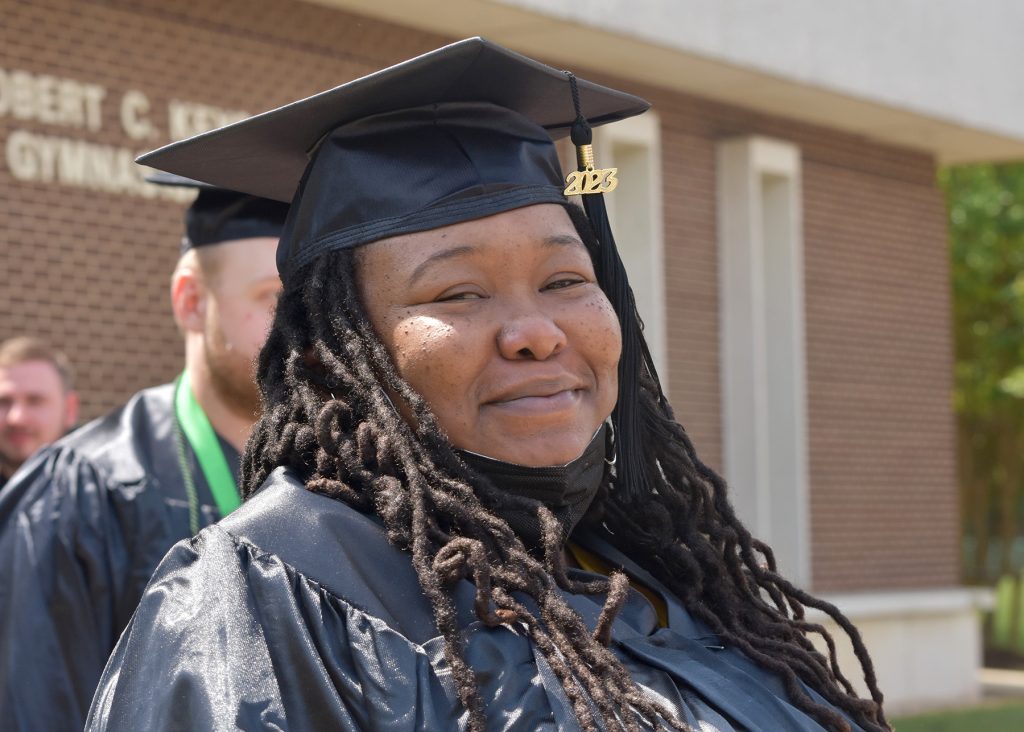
[243,205,891,732]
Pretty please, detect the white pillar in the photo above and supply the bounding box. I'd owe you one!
[717,136,810,587]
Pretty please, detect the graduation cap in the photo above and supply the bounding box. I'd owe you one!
[138,37,666,502]
[146,172,290,254]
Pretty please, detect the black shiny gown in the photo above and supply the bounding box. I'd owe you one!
[0,384,239,732]
[86,467,861,731]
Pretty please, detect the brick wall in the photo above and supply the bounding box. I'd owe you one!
[640,83,956,591]
[0,0,449,419]
[0,0,957,591]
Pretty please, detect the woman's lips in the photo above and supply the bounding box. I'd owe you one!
[486,388,583,416]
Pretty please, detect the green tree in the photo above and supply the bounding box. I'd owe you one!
[941,163,1024,590]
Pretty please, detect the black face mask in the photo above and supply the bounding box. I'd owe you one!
[457,424,609,552]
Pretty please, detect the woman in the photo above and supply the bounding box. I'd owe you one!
[87,39,889,732]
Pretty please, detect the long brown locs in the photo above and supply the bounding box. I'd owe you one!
[243,220,890,732]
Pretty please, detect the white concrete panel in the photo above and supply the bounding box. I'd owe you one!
[308,0,1024,161]
[501,0,1024,145]
[808,588,990,714]
[717,136,811,587]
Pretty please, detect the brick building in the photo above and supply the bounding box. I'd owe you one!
[3,0,1019,714]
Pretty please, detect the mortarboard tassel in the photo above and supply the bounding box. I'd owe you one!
[563,73,669,503]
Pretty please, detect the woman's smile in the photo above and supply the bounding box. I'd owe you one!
[482,374,588,418]
[485,385,584,416]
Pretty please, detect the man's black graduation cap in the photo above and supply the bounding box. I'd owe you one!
[146,172,289,254]
[138,37,667,502]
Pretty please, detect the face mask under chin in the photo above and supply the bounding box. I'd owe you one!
[456,423,611,552]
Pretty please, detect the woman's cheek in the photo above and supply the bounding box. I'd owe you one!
[569,294,622,362]
[388,316,466,392]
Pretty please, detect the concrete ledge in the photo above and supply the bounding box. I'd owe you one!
[308,0,1024,162]
[980,667,1024,699]
[809,586,994,622]
[804,587,989,715]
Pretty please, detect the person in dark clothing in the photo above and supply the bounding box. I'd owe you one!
[0,178,289,732]
[88,40,889,732]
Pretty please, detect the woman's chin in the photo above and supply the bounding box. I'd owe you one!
[465,434,592,468]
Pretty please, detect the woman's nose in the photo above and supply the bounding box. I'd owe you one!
[496,311,568,361]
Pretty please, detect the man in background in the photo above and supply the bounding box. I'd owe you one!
[0,337,79,487]
[0,178,290,731]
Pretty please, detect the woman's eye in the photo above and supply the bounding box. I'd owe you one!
[436,290,484,302]
[544,277,586,291]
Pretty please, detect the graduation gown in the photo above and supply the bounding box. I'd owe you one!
[86,467,862,732]
[0,383,240,732]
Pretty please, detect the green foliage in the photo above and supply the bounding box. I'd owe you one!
[892,699,1024,732]
[944,164,1024,418]
[941,163,1024,585]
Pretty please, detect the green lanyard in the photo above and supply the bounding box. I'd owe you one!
[173,371,240,533]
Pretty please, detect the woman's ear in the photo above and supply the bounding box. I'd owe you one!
[170,257,207,334]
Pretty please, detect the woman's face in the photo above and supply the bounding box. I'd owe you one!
[357,204,621,467]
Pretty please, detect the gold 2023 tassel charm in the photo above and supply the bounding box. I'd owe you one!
[564,143,619,196]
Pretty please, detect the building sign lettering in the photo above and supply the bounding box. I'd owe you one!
[0,66,248,199]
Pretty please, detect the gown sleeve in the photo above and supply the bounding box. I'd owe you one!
[0,448,134,732]
[85,525,465,732]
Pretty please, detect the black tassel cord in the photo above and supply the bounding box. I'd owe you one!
[564,72,668,503]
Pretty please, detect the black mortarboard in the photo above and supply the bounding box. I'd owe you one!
[137,38,648,276]
[146,172,290,254]
[138,37,667,502]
